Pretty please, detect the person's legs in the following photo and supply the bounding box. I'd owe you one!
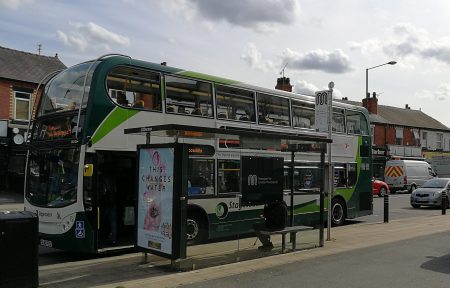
[254,222,273,250]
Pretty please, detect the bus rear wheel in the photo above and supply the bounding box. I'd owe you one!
[331,198,346,226]
[186,213,207,245]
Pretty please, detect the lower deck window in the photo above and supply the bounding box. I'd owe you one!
[187,158,215,196]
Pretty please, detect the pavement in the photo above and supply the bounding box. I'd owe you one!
[2,191,450,288]
[88,213,450,288]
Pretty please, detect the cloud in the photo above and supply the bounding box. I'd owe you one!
[57,22,130,52]
[282,48,353,74]
[351,23,450,66]
[241,43,274,71]
[292,80,318,95]
[415,83,450,101]
[161,0,300,32]
[0,0,33,9]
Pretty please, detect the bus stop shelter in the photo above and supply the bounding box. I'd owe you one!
[124,124,332,267]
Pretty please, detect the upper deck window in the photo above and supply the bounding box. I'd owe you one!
[165,76,213,117]
[257,93,290,126]
[107,66,162,111]
[215,85,256,122]
[346,110,369,135]
[332,108,345,133]
[292,100,315,129]
[37,62,97,117]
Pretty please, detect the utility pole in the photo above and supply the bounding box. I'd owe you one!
[37,44,42,55]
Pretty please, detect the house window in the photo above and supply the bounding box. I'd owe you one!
[437,133,443,150]
[422,131,428,147]
[395,127,403,145]
[413,129,420,146]
[14,91,31,121]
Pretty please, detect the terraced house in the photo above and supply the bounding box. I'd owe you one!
[0,46,66,193]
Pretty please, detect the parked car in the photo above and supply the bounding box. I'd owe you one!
[384,159,436,193]
[373,179,389,197]
[410,178,450,208]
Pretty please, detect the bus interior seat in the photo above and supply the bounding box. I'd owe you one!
[178,106,189,114]
[192,108,203,115]
[218,112,227,119]
[132,100,144,108]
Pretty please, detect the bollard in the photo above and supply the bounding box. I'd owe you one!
[442,190,447,215]
[384,190,389,223]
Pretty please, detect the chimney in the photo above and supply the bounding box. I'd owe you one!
[275,77,292,92]
[362,91,378,114]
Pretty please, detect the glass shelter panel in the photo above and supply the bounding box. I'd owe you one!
[187,158,215,196]
[218,159,240,194]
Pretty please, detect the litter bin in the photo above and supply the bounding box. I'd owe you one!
[0,211,38,288]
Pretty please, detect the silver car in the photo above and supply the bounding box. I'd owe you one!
[410,178,450,208]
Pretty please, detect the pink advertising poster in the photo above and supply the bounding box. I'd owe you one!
[137,147,174,254]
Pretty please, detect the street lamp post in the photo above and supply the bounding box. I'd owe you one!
[365,61,397,99]
[365,60,396,224]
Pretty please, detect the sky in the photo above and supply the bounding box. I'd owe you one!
[2,0,450,126]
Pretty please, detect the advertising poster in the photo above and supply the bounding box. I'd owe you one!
[241,156,284,205]
[137,147,174,255]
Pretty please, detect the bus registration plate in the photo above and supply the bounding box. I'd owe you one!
[40,239,53,248]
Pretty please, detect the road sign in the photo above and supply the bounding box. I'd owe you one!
[314,90,331,132]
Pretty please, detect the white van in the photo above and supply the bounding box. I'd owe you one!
[384,160,436,193]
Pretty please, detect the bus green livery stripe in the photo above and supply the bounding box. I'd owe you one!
[91,108,139,144]
[176,70,239,85]
[293,200,319,214]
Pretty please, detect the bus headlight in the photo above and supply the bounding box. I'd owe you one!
[60,214,76,233]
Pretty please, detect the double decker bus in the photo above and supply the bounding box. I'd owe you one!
[24,54,372,253]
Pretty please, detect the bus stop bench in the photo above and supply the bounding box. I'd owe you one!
[258,225,314,253]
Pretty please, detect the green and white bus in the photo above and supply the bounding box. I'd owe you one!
[24,54,372,253]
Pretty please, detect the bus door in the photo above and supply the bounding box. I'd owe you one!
[94,151,136,249]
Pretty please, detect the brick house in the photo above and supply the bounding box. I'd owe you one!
[0,46,66,193]
[274,78,450,179]
[357,93,450,178]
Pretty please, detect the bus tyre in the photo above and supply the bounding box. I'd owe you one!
[186,213,207,245]
[331,198,346,226]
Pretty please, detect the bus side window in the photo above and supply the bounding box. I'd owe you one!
[215,85,256,123]
[165,75,213,117]
[218,159,240,194]
[106,67,162,111]
[187,158,215,196]
[257,93,290,126]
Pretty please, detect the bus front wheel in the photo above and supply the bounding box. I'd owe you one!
[331,198,347,226]
[186,213,207,245]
